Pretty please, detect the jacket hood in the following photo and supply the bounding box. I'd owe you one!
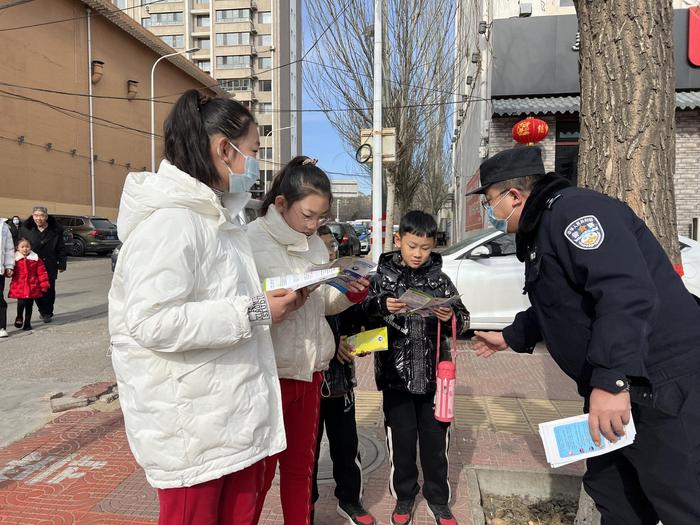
[23,215,62,232]
[378,250,444,275]
[15,251,39,261]
[117,160,248,242]
[258,204,312,253]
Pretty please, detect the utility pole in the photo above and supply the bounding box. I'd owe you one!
[370,0,383,262]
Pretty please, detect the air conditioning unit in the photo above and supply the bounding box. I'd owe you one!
[519,3,532,17]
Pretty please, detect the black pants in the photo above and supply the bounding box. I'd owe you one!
[36,276,56,317]
[312,392,363,505]
[0,276,6,329]
[16,299,34,328]
[583,371,700,525]
[383,389,451,505]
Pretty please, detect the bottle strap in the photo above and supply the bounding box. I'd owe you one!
[435,314,459,371]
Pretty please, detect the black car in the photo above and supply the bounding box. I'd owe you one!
[54,215,119,256]
[327,222,362,257]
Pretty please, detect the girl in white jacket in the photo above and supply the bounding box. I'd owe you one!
[109,90,303,525]
[247,157,370,525]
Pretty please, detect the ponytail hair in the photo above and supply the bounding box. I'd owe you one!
[261,156,333,213]
[163,89,255,187]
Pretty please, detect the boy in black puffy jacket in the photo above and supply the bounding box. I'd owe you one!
[362,211,470,525]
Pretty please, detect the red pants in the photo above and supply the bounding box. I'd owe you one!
[254,373,322,525]
[157,460,264,525]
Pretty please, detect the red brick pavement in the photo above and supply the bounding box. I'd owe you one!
[0,342,584,524]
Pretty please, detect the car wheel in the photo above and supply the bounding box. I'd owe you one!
[70,237,86,257]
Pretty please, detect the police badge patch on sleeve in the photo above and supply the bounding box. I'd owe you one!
[564,215,605,250]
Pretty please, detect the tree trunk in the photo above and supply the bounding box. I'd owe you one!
[575,0,680,266]
[574,1,678,521]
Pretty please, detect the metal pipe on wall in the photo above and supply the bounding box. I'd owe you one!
[86,8,96,216]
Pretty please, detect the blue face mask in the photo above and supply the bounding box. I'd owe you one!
[485,192,515,233]
[227,141,260,193]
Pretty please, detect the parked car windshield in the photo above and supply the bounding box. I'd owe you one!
[327,224,344,238]
[440,228,499,257]
[92,218,116,229]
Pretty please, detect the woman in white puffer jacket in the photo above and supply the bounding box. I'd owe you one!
[108,90,303,525]
[247,157,370,525]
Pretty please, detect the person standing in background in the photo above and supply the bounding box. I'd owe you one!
[0,221,15,338]
[19,207,66,322]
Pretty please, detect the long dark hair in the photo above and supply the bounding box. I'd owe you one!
[261,156,333,214]
[163,90,255,187]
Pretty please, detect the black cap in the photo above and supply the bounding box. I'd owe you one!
[466,146,545,195]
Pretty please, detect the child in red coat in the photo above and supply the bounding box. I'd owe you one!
[10,239,50,331]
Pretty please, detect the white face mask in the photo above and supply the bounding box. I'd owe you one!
[226,141,259,193]
[12,219,19,226]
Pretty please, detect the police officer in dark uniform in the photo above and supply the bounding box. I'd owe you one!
[470,146,700,525]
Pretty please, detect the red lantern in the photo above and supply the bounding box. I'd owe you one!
[512,117,549,145]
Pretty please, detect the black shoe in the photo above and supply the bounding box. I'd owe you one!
[426,502,458,525]
[390,499,415,525]
[14,316,23,328]
[41,314,52,323]
[23,324,32,331]
[337,501,376,525]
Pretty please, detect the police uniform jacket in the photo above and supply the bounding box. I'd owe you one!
[503,174,700,397]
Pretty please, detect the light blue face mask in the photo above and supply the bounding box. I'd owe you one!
[486,191,515,233]
[227,141,260,193]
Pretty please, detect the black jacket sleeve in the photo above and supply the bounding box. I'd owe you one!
[548,195,656,392]
[503,307,542,353]
[443,276,470,335]
[362,271,391,321]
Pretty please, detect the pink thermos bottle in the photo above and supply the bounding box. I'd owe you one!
[434,315,458,423]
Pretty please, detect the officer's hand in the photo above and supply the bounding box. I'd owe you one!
[472,331,509,358]
[336,338,355,364]
[588,388,631,447]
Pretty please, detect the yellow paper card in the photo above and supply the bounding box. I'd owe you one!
[346,327,389,355]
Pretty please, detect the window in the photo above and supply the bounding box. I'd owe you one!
[258,11,272,24]
[219,78,251,92]
[259,125,273,136]
[217,55,251,69]
[480,234,517,257]
[194,37,210,49]
[216,9,250,22]
[151,12,183,26]
[195,15,210,27]
[195,60,211,72]
[257,34,272,47]
[258,57,272,70]
[259,79,272,92]
[258,102,273,114]
[113,0,127,9]
[160,34,184,48]
[555,118,580,185]
[216,32,249,46]
[141,17,151,28]
[259,147,273,160]
[195,0,209,4]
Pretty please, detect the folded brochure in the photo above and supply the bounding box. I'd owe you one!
[396,288,462,316]
[263,268,341,292]
[311,257,377,293]
[262,257,376,293]
[345,326,389,355]
[538,413,636,468]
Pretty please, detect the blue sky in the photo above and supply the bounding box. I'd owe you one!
[299,7,372,194]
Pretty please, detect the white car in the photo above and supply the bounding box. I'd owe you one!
[441,229,700,330]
